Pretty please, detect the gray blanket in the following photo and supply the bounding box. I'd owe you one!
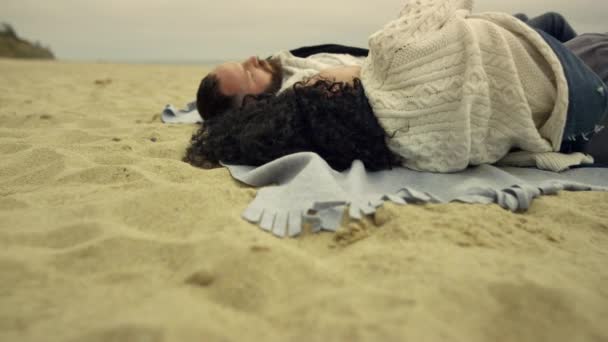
[225,152,608,237]
[161,101,202,124]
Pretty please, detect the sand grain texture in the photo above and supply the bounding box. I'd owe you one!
[1,58,607,342]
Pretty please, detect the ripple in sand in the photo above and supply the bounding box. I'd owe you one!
[96,271,151,285]
[185,270,215,287]
[50,236,198,276]
[0,148,66,186]
[0,148,64,177]
[0,197,28,211]
[199,247,346,313]
[69,324,164,342]
[142,144,184,159]
[136,160,197,183]
[110,185,252,239]
[269,289,416,341]
[57,166,144,185]
[0,258,48,289]
[0,113,58,128]
[0,258,58,332]
[33,129,107,145]
[374,203,558,249]
[485,282,598,341]
[68,142,137,157]
[0,143,31,155]
[0,129,29,139]
[75,118,115,129]
[0,222,104,250]
[92,153,138,166]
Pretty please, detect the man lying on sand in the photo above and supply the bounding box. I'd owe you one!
[196,44,368,120]
[197,12,607,121]
[186,3,607,172]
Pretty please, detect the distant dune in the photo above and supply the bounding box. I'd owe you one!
[0,23,54,59]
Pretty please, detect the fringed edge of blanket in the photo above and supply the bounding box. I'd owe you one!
[241,181,608,238]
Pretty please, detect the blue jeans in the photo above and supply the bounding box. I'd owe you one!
[518,13,608,163]
[533,30,608,158]
[515,12,578,43]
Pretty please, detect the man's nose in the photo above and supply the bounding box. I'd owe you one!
[244,56,258,67]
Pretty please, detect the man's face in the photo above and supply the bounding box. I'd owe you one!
[213,56,282,102]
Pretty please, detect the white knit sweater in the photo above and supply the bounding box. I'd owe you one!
[360,0,588,172]
[273,51,365,93]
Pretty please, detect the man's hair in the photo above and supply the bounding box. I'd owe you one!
[196,58,284,120]
[196,73,234,121]
[185,79,399,171]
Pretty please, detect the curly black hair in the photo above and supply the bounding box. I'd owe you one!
[184,79,400,171]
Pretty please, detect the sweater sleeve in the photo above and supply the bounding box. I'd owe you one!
[497,151,594,172]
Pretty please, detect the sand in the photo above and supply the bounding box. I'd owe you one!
[0,57,607,342]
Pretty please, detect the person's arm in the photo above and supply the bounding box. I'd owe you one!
[305,66,362,85]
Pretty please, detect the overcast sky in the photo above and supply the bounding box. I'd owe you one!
[2,0,607,63]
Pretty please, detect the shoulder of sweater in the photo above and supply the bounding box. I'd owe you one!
[272,50,295,60]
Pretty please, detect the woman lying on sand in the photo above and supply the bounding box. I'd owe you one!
[185,0,607,173]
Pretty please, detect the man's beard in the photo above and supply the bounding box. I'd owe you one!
[263,57,284,95]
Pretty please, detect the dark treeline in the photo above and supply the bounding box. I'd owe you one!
[0,23,55,59]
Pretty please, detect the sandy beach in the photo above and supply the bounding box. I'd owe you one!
[1,57,607,342]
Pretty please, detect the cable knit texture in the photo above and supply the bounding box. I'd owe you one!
[361,0,572,172]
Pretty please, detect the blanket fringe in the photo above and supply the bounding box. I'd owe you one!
[242,181,606,237]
